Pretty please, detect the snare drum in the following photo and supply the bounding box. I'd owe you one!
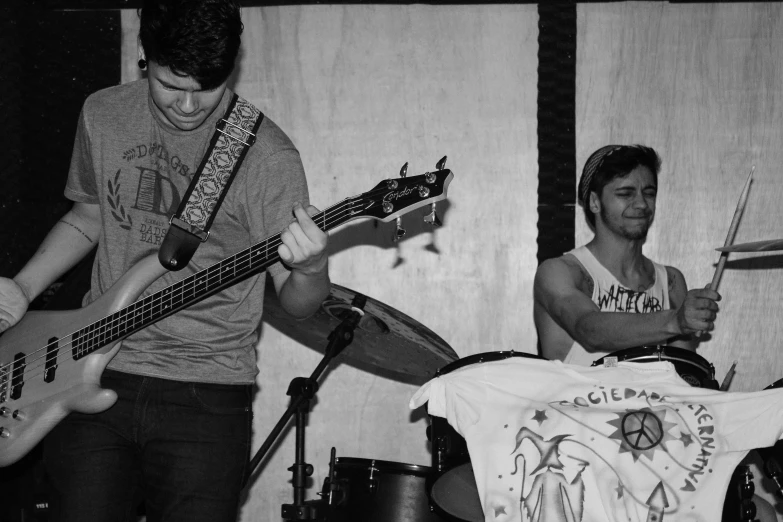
[321,457,443,522]
[591,345,718,389]
[426,351,544,522]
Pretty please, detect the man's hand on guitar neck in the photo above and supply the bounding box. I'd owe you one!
[0,278,31,333]
[278,203,328,276]
[273,202,331,320]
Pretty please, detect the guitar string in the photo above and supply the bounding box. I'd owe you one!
[0,199,363,387]
[0,180,429,390]
[1,174,443,389]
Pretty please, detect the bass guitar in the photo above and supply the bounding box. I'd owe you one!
[0,167,453,466]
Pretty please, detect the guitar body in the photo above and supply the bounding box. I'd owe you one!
[0,254,166,467]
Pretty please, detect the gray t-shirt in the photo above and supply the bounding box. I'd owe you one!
[65,80,309,384]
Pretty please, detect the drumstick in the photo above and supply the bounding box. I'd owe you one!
[709,166,754,291]
[695,167,753,338]
[719,360,737,391]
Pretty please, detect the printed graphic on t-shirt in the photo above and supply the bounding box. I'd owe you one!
[595,285,662,313]
[108,142,193,245]
[486,386,718,521]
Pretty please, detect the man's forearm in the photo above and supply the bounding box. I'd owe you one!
[574,309,683,352]
[14,210,99,301]
[277,267,331,319]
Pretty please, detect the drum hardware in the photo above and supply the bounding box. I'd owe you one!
[591,345,719,389]
[321,448,340,507]
[756,379,783,498]
[432,428,451,474]
[722,379,783,522]
[242,291,368,521]
[245,281,457,520]
[723,465,760,522]
[756,445,783,497]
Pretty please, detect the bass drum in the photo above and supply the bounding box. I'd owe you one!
[426,351,544,522]
[591,345,719,389]
[322,457,444,522]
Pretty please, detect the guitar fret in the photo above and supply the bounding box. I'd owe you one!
[72,329,83,359]
[116,308,128,338]
[97,317,106,347]
[86,322,95,352]
[141,298,152,323]
[108,312,118,342]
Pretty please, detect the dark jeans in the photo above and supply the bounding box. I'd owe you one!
[44,369,253,522]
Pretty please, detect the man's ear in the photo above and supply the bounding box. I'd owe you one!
[588,191,601,215]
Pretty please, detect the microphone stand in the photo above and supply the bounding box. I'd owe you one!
[243,294,367,521]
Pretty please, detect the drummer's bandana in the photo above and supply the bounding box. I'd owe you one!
[578,145,624,207]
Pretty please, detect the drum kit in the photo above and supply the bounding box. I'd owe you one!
[257,280,463,521]
[250,227,783,522]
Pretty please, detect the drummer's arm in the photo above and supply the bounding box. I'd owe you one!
[663,266,699,350]
[534,258,685,353]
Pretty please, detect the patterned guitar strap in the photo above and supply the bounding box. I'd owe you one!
[158,93,264,271]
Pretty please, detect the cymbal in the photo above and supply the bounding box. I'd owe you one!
[717,239,783,253]
[263,281,458,385]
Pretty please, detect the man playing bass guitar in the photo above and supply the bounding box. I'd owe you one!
[0,1,329,521]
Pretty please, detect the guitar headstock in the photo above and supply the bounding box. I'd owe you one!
[352,164,453,227]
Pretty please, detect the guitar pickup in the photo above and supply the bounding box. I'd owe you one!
[44,338,59,383]
[10,353,25,400]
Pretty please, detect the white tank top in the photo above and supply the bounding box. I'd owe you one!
[563,245,670,366]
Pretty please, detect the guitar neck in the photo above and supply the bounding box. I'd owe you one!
[71,199,355,360]
[68,167,453,361]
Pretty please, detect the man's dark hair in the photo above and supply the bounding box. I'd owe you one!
[139,0,243,90]
[577,144,661,228]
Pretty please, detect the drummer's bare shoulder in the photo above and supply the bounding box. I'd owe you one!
[534,253,594,300]
[534,254,601,358]
[534,254,594,360]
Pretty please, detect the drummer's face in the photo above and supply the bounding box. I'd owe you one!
[595,165,657,240]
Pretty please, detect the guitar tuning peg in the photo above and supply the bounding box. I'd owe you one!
[400,162,408,178]
[423,203,442,227]
[393,217,407,242]
[436,156,447,170]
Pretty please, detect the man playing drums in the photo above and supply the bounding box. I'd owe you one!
[534,144,721,364]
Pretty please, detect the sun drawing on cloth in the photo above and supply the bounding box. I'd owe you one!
[606,406,678,462]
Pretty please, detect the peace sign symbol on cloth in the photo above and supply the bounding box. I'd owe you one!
[621,410,664,451]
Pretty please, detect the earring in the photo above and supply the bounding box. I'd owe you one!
[138,58,147,70]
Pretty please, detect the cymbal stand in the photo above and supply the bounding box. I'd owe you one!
[244,294,367,521]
